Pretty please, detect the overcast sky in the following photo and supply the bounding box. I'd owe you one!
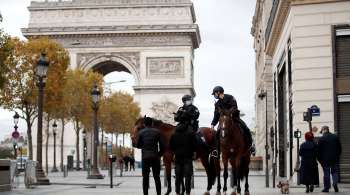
[0,0,256,140]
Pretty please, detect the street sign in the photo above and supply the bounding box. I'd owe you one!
[12,131,20,139]
[107,144,113,153]
[310,105,320,117]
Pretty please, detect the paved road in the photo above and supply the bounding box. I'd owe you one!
[4,169,350,195]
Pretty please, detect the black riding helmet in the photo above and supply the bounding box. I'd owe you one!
[182,94,193,103]
[212,86,224,95]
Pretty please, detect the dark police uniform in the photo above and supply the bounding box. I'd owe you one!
[174,104,200,132]
[170,125,197,194]
[211,94,253,149]
[136,127,164,195]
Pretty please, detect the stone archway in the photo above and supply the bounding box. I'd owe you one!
[22,0,201,165]
[78,53,141,85]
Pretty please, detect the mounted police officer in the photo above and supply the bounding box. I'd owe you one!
[174,95,200,133]
[210,86,255,154]
[172,94,199,195]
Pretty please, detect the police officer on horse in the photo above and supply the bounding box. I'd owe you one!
[171,95,199,195]
[210,86,255,155]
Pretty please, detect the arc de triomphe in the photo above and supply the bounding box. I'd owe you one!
[22,0,201,122]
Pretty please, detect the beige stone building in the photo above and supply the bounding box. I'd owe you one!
[252,0,350,182]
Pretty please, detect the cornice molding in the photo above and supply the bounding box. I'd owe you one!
[265,0,348,55]
[291,0,348,5]
[29,0,193,10]
[21,24,201,48]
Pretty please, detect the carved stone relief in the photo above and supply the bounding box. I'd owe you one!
[76,52,140,71]
[52,35,193,48]
[150,99,178,125]
[147,57,184,78]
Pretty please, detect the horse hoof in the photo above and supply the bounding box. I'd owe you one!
[230,192,237,195]
[215,192,221,195]
[203,192,210,195]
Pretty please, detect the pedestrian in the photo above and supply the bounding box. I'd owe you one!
[170,116,197,195]
[299,132,319,193]
[123,155,129,172]
[136,117,164,195]
[129,156,135,171]
[317,126,342,193]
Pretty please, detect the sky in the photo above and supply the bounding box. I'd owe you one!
[0,0,256,140]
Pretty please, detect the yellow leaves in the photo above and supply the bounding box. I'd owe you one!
[63,68,103,131]
[99,92,140,134]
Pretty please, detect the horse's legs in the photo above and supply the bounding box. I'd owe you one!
[216,158,221,194]
[223,159,229,192]
[200,155,213,192]
[164,159,172,195]
[244,171,249,195]
[236,164,241,195]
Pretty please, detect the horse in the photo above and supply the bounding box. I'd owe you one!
[217,108,251,195]
[131,117,219,195]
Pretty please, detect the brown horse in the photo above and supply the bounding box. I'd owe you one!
[217,108,251,195]
[131,117,218,195]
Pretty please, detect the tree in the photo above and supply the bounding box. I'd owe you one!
[0,12,11,90]
[64,69,103,170]
[99,91,140,158]
[0,37,70,160]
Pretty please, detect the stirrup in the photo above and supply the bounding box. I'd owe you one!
[210,150,219,159]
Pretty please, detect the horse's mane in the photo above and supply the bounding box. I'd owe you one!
[152,118,175,129]
[135,117,175,129]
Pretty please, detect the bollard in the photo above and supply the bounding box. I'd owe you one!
[163,169,168,187]
[63,165,68,178]
[87,159,91,176]
[109,155,116,188]
[191,175,194,189]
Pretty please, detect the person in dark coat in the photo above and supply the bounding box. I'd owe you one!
[299,132,319,193]
[317,126,342,193]
[129,156,135,171]
[170,122,197,195]
[136,117,164,195]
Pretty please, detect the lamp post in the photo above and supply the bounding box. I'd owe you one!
[51,121,58,172]
[87,84,103,179]
[105,136,108,169]
[35,53,50,185]
[258,90,269,188]
[294,129,302,185]
[13,112,20,159]
[82,130,87,171]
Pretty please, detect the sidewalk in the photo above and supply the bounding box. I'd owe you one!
[3,169,350,195]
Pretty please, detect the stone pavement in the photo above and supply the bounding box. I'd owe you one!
[3,169,350,195]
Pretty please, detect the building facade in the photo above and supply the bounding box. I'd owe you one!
[252,0,350,182]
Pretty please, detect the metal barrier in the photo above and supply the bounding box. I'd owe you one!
[0,160,17,191]
[24,160,37,189]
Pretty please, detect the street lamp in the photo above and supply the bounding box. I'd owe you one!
[294,129,302,185]
[87,84,103,179]
[105,136,108,169]
[35,53,50,185]
[13,112,20,159]
[258,90,269,188]
[51,121,58,172]
[82,130,87,171]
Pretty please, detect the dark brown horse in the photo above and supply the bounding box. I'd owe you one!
[217,108,251,195]
[131,117,218,195]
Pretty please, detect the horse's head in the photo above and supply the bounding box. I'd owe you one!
[131,116,146,147]
[218,108,235,137]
